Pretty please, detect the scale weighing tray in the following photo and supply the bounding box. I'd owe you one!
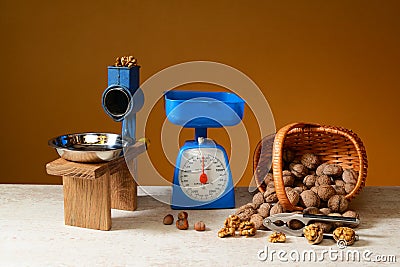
[165,90,245,128]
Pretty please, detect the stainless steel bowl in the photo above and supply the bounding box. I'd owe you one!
[48,133,131,163]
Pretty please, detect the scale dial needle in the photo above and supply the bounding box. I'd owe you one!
[199,156,208,184]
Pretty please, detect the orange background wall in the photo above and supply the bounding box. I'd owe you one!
[0,0,399,186]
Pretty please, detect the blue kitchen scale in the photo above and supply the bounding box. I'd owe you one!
[165,90,245,209]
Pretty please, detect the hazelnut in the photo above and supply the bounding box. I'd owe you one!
[268,232,286,243]
[270,202,284,215]
[323,164,343,177]
[328,195,349,213]
[290,163,308,178]
[303,175,317,188]
[300,190,321,208]
[315,175,332,186]
[333,227,356,246]
[303,207,321,215]
[317,185,337,201]
[344,183,356,194]
[316,163,328,176]
[250,214,264,229]
[342,169,357,184]
[178,211,188,220]
[194,221,206,231]
[252,192,265,208]
[286,190,300,206]
[303,224,324,245]
[163,214,174,225]
[301,153,320,170]
[176,219,189,230]
[319,208,331,215]
[257,203,271,218]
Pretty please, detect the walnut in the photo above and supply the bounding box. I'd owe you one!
[270,202,285,215]
[218,227,236,238]
[235,203,256,221]
[342,210,360,228]
[342,210,359,218]
[266,181,275,189]
[257,203,271,218]
[250,214,264,229]
[310,186,319,194]
[303,207,321,215]
[328,195,349,213]
[268,232,286,243]
[303,224,324,245]
[288,219,305,230]
[224,215,241,230]
[317,185,337,201]
[342,169,357,184]
[335,180,345,187]
[263,173,274,184]
[265,193,278,203]
[315,175,332,186]
[290,163,308,178]
[301,153,320,170]
[303,174,317,188]
[286,190,300,206]
[316,163,328,176]
[333,185,346,195]
[264,187,276,198]
[238,221,257,237]
[294,186,305,194]
[323,164,343,177]
[333,227,356,246]
[252,192,265,208]
[344,183,356,194]
[313,221,333,233]
[283,171,295,186]
[319,208,331,215]
[300,190,320,208]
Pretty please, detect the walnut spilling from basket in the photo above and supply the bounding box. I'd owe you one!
[224,152,360,245]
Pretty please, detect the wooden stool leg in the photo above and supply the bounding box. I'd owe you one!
[110,162,137,211]
[62,173,111,230]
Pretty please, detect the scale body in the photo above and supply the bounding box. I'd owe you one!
[165,90,245,209]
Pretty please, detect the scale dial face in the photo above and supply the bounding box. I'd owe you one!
[178,148,229,202]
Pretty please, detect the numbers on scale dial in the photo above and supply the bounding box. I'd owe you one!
[179,150,228,201]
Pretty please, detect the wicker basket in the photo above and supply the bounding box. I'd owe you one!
[253,122,368,211]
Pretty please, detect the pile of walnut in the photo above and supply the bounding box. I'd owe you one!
[218,215,257,238]
[235,152,360,237]
[114,56,138,67]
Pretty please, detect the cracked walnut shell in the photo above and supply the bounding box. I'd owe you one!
[268,232,286,243]
[303,224,324,245]
[333,227,356,246]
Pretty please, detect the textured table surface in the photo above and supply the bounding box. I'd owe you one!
[0,185,399,266]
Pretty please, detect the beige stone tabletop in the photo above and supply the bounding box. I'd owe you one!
[0,185,399,266]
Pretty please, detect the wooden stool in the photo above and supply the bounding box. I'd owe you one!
[46,155,140,231]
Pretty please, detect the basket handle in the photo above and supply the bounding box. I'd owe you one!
[272,122,321,211]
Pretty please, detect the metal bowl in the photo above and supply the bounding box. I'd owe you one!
[48,133,130,163]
